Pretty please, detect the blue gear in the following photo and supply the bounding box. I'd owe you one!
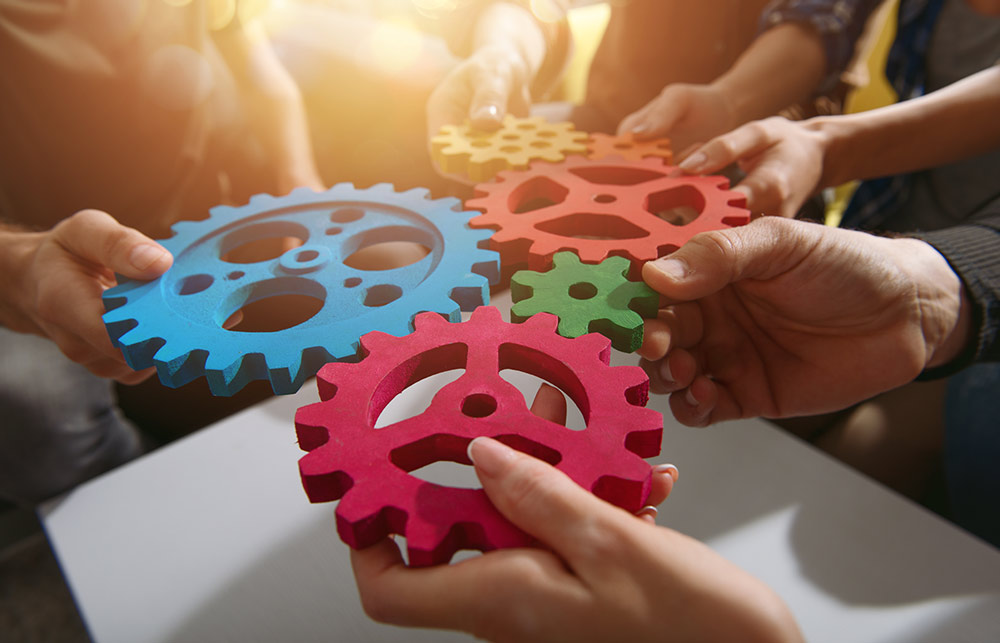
[102,184,500,396]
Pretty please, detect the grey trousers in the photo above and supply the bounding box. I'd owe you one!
[0,327,144,506]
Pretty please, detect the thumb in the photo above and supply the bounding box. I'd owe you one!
[469,71,511,131]
[468,437,624,570]
[641,218,806,302]
[54,209,172,280]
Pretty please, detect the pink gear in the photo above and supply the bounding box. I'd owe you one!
[466,155,751,277]
[295,306,662,567]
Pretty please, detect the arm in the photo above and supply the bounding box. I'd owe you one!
[637,217,971,426]
[426,1,570,138]
[211,18,323,194]
[0,211,172,383]
[617,0,883,152]
[618,22,827,150]
[678,65,1000,216]
[352,436,801,643]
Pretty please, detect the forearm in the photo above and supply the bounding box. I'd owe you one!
[812,65,1000,188]
[213,21,322,191]
[713,23,827,126]
[0,224,43,333]
[471,3,550,87]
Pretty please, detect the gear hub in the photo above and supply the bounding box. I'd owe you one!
[102,184,499,396]
[511,251,658,353]
[295,306,663,566]
[431,115,588,183]
[466,155,751,277]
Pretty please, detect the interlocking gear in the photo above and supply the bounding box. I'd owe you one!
[466,155,751,277]
[587,132,673,163]
[511,252,658,353]
[431,115,588,183]
[102,184,499,396]
[295,306,663,566]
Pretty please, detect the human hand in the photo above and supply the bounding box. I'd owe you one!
[617,83,738,155]
[351,434,800,642]
[1,210,172,384]
[426,43,533,142]
[675,116,828,218]
[638,217,969,426]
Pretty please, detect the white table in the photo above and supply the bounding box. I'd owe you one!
[41,311,1000,643]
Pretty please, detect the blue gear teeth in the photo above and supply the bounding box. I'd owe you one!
[510,252,658,353]
[102,184,500,396]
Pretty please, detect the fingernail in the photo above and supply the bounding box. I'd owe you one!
[468,437,516,478]
[685,388,698,407]
[637,505,658,518]
[630,123,649,134]
[653,463,680,482]
[659,359,675,383]
[472,104,501,123]
[129,244,169,272]
[678,151,706,172]
[651,258,687,281]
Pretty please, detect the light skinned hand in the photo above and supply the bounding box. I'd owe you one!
[426,43,532,142]
[4,209,172,384]
[675,116,827,217]
[351,430,800,643]
[617,83,738,155]
[638,217,969,426]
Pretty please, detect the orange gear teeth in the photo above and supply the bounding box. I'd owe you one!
[431,115,589,183]
[466,155,751,277]
[587,132,673,163]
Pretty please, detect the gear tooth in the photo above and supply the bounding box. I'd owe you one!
[248,192,277,207]
[551,251,580,268]
[449,273,490,311]
[523,311,558,333]
[207,204,239,221]
[574,331,612,361]
[469,305,503,325]
[288,185,318,199]
[412,310,450,330]
[324,182,356,198]
[359,330,398,354]
[403,186,432,201]
[368,182,398,198]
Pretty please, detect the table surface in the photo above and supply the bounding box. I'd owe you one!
[41,301,1000,643]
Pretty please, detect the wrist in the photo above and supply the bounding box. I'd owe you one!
[0,226,44,332]
[804,116,851,190]
[888,238,970,370]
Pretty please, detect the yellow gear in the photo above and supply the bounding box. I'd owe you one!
[431,115,588,183]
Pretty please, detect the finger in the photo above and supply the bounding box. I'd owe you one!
[669,376,721,427]
[674,142,705,165]
[468,437,628,573]
[54,209,173,281]
[636,506,658,524]
[641,218,810,304]
[640,348,697,395]
[469,67,512,131]
[530,383,567,425]
[625,92,688,140]
[351,536,579,638]
[637,305,703,361]
[646,463,679,507]
[677,123,778,176]
[617,102,656,137]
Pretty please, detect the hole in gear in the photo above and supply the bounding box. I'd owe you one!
[593,193,617,203]
[569,165,665,186]
[508,175,569,214]
[535,213,650,240]
[344,241,430,271]
[461,393,498,418]
[343,277,362,288]
[330,207,364,223]
[568,282,598,300]
[226,292,324,333]
[364,284,403,307]
[177,274,213,295]
[646,185,706,226]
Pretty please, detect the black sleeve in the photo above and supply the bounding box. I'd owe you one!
[911,208,1000,379]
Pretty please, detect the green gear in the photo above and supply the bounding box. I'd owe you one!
[510,252,658,352]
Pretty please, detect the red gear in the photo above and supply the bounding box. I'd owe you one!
[295,306,662,566]
[466,155,750,277]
